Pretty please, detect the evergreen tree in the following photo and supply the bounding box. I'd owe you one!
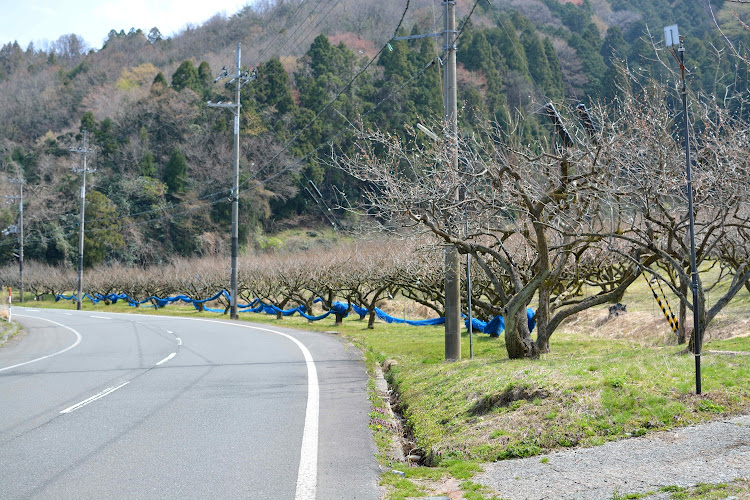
[81,191,124,267]
[171,60,199,93]
[542,38,564,100]
[255,58,294,115]
[140,151,157,177]
[164,149,188,195]
[568,31,607,97]
[197,61,212,93]
[152,71,168,89]
[462,31,492,72]
[521,27,552,98]
[80,112,96,133]
[601,26,627,66]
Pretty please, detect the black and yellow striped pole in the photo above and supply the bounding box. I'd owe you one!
[643,274,679,336]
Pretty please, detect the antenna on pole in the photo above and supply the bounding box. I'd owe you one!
[665,24,702,395]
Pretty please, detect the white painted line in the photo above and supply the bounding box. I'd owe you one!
[176,338,182,346]
[90,315,111,320]
[166,330,173,334]
[289,333,319,500]
[60,381,129,414]
[92,313,320,498]
[185,319,319,500]
[23,309,39,312]
[64,313,72,316]
[155,352,176,366]
[0,316,83,373]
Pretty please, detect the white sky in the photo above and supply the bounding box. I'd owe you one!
[0,0,255,50]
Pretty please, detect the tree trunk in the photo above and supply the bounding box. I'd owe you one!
[535,287,550,354]
[335,313,344,326]
[687,284,705,354]
[678,278,688,344]
[504,306,539,359]
[368,310,376,329]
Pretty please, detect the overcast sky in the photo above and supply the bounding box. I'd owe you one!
[0,0,254,50]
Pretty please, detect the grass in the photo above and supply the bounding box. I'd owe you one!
[657,480,750,499]
[18,285,750,500]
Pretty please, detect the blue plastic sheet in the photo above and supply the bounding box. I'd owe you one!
[56,290,525,329]
[466,308,535,335]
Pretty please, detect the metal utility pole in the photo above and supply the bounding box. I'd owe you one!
[665,24,701,394]
[443,0,461,360]
[208,43,256,320]
[70,131,95,311]
[7,175,24,302]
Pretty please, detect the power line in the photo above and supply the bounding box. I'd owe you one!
[248,0,318,67]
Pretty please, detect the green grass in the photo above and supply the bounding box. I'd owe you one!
[658,480,750,499]
[18,291,750,500]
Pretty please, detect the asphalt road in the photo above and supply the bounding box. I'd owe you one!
[0,308,379,499]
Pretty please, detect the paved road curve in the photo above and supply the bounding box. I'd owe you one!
[0,308,379,499]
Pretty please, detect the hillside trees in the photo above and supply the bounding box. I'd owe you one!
[80,190,125,267]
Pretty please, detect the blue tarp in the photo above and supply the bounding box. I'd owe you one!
[466,308,536,335]
[56,290,533,331]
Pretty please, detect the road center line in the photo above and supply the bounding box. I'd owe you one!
[89,315,111,320]
[155,352,176,366]
[176,338,182,345]
[60,381,129,414]
[0,315,83,373]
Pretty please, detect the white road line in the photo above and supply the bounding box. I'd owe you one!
[60,381,129,414]
[64,313,72,316]
[166,330,173,334]
[155,352,176,366]
[90,315,111,320]
[0,316,83,373]
[176,338,182,345]
[186,319,320,500]
[21,311,319,498]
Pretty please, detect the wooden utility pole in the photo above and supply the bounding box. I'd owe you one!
[443,0,461,360]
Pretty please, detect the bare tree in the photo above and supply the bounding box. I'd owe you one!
[584,63,750,351]
[335,121,648,359]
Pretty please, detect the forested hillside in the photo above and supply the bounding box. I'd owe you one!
[1,0,749,267]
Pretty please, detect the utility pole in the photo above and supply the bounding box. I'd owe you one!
[394,1,461,360]
[443,0,461,360]
[7,174,24,303]
[70,130,95,311]
[208,43,256,320]
[665,24,701,394]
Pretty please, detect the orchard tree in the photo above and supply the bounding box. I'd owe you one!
[335,122,648,359]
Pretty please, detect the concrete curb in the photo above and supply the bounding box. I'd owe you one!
[0,321,18,347]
